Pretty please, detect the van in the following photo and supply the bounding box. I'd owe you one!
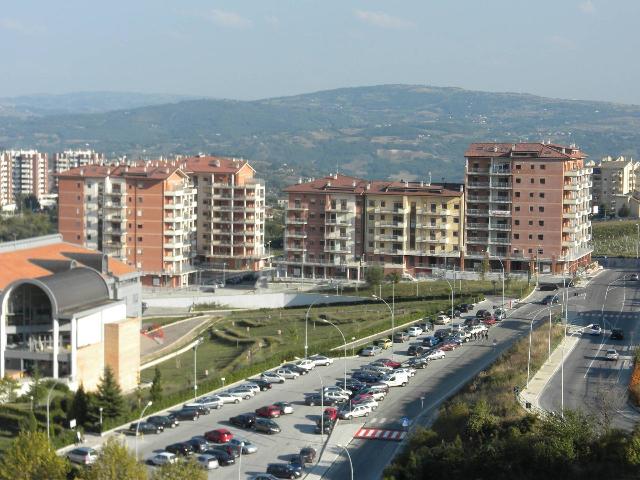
[380,371,409,388]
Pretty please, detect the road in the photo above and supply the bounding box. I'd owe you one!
[539,267,640,430]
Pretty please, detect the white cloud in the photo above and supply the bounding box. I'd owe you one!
[354,10,414,29]
[208,10,252,29]
[579,1,596,14]
[0,18,43,35]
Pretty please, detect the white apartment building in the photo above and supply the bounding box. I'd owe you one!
[0,150,48,202]
[592,155,639,216]
[53,150,105,191]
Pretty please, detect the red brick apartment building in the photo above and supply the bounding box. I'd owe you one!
[464,142,593,275]
[282,174,464,279]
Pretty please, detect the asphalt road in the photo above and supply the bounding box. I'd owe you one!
[324,291,556,480]
[539,267,640,430]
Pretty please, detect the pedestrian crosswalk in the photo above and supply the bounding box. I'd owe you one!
[355,427,406,441]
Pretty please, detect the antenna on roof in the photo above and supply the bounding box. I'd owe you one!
[428,171,432,185]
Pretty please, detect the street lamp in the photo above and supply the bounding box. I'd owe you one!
[320,319,347,390]
[135,400,153,460]
[305,296,329,359]
[437,273,455,320]
[221,377,226,389]
[99,407,103,431]
[336,444,354,480]
[314,369,325,447]
[636,224,639,261]
[494,256,505,309]
[46,379,66,440]
[267,240,272,267]
[193,337,204,401]
[372,294,395,360]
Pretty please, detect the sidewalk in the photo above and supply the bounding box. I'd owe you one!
[303,421,364,480]
[520,333,580,411]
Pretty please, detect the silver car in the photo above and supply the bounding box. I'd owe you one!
[216,392,242,404]
[229,437,258,454]
[228,386,255,399]
[67,447,98,465]
[186,395,223,409]
[196,454,219,470]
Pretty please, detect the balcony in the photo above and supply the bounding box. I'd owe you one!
[164,190,184,197]
[164,203,183,210]
[466,236,488,244]
[165,228,184,236]
[287,245,308,252]
[562,210,580,219]
[163,254,184,262]
[563,224,580,234]
[467,223,489,230]
[490,181,512,189]
[379,234,405,241]
[164,240,183,249]
[563,197,581,205]
[467,182,490,189]
[489,209,511,217]
[490,166,512,175]
[325,218,350,226]
[467,209,489,216]
[286,231,308,239]
[467,167,490,173]
[325,246,352,254]
[325,231,350,240]
[325,205,350,213]
[489,223,511,231]
[490,196,512,203]
[164,215,183,223]
[287,205,309,211]
[286,217,307,225]
[489,237,510,245]
[562,239,579,247]
[563,183,581,191]
[467,196,489,202]
[104,201,126,211]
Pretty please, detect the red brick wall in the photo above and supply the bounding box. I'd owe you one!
[58,177,85,244]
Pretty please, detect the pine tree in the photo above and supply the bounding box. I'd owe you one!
[149,367,163,403]
[68,384,89,427]
[96,367,124,420]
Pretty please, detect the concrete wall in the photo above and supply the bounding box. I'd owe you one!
[104,316,141,392]
[143,292,365,310]
[75,341,104,391]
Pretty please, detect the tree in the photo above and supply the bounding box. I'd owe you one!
[149,367,163,403]
[84,437,147,480]
[365,266,384,286]
[386,272,400,284]
[68,384,89,427]
[95,367,124,420]
[18,410,38,433]
[618,203,631,218]
[25,364,45,404]
[151,458,206,480]
[0,376,19,402]
[480,253,490,281]
[0,430,69,480]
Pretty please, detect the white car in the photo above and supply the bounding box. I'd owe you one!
[149,452,177,466]
[67,447,98,465]
[435,315,451,325]
[425,349,446,360]
[323,386,352,396]
[274,401,294,414]
[229,437,258,454]
[395,367,416,377]
[380,372,409,387]
[586,324,602,336]
[274,368,300,379]
[360,345,383,356]
[339,404,372,419]
[407,326,423,337]
[324,390,350,401]
[310,354,334,366]
[360,389,386,401]
[605,349,619,361]
[196,454,219,470]
[227,386,255,399]
[216,392,242,404]
[242,383,261,394]
[260,371,286,383]
[295,359,316,371]
[190,395,224,409]
[352,397,379,410]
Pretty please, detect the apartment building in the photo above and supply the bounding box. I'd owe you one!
[0,153,12,209]
[0,149,48,201]
[281,174,463,279]
[52,150,105,191]
[184,155,266,271]
[57,162,196,287]
[464,142,593,275]
[592,155,638,216]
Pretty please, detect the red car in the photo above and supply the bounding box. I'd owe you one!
[440,342,459,351]
[204,428,233,443]
[482,317,497,326]
[255,405,282,418]
[323,407,338,422]
[379,359,402,369]
[351,394,374,405]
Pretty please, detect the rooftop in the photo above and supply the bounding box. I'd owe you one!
[465,142,586,160]
[56,162,186,181]
[183,155,253,174]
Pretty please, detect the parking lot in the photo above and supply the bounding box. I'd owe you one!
[111,298,511,479]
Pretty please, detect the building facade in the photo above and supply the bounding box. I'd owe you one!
[592,155,638,217]
[281,174,464,279]
[52,149,105,191]
[0,149,49,202]
[185,155,266,271]
[464,142,593,275]
[57,163,197,287]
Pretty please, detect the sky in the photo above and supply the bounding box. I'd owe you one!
[1,0,639,104]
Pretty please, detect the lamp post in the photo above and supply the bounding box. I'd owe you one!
[267,240,272,267]
[438,273,455,320]
[494,256,505,309]
[46,379,66,440]
[221,377,226,389]
[99,407,103,431]
[636,224,639,261]
[336,444,354,480]
[135,400,153,460]
[314,369,325,446]
[305,296,329,359]
[320,319,347,390]
[193,337,204,401]
[372,294,395,360]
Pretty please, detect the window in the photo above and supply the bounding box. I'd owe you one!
[531,165,535,170]
[137,224,143,229]
[138,197,143,202]
[454,203,460,210]
[528,248,533,254]
[369,200,375,207]
[368,229,374,234]
[515,220,520,225]
[87,234,92,241]
[514,234,520,239]
[529,220,533,225]
[515,192,521,198]
[529,192,534,198]
[137,236,143,242]
[515,164,522,170]
[540,178,546,184]
[540,193,545,198]
[453,231,459,237]
[515,206,520,211]
[530,178,534,184]
[529,234,533,240]
[76,235,81,240]
[368,214,374,220]
[516,178,521,184]
[76,195,81,201]
[541,165,546,170]
[539,220,544,226]
[441,203,447,209]
[381,201,386,207]
[538,234,544,240]
[539,206,545,212]
[454,218,459,223]
[369,241,374,247]
[529,206,534,212]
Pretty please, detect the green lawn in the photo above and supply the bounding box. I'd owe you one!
[141,315,193,328]
[592,219,639,257]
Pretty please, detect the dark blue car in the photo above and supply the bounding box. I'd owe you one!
[422,336,440,347]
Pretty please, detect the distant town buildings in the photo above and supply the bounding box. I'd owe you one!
[52,149,105,191]
[0,150,49,208]
[592,155,639,217]
[0,234,141,391]
[464,142,593,275]
[281,174,464,279]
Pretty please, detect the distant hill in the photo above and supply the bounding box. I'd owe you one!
[1,84,639,194]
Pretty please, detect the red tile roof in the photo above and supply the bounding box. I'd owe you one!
[0,241,136,291]
[465,142,586,159]
[183,155,252,174]
[57,163,186,180]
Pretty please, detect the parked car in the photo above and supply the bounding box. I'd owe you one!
[129,421,162,435]
[315,417,335,434]
[352,371,383,384]
[294,359,316,371]
[230,413,256,429]
[611,328,624,340]
[273,368,300,380]
[542,295,559,305]
[203,449,235,466]
[186,436,211,453]
[323,385,353,396]
[458,303,473,312]
[323,390,350,401]
[304,393,341,406]
[463,317,481,327]
[266,463,302,479]
[256,405,282,418]
[184,398,221,411]
[482,317,497,326]
[339,404,372,419]
[407,326,423,337]
[494,308,506,320]
[380,371,409,388]
[229,437,258,454]
[539,283,559,291]
[424,349,446,360]
[323,407,339,421]
[242,383,262,394]
[210,443,241,459]
[250,378,273,391]
[373,338,393,349]
[395,367,416,377]
[204,428,233,444]
[261,371,286,383]
[250,476,279,480]
[148,451,177,466]
[372,358,402,369]
[360,345,382,356]
[309,354,334,366]
[147,415,179,429]
[273,401,294,414]
[165,442,194,456]
[406,356,429,369]
[170,408,200,421]
[476,309,490,319]
[434,328,451,339]
[217,392,242,404]
[67,447,98,465]
[195,454,219,470]
[182,405,210,416]
[299,446,317,464]
[254,417,281,434]
[338,378,366,391]
[351,395,379,410]
[632,273,639,281]
[227,386,256,399]
[393,332,410,342]
[435,314,451,325]
[605,349,619,361]
[407,344,427,356]
[281,363,309,375]
[358,387,386,400]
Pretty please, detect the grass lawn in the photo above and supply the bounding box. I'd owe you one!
[592,219,639,257]
[141,315,193,328]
